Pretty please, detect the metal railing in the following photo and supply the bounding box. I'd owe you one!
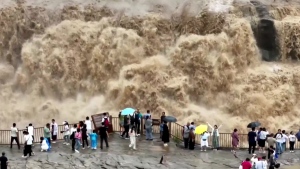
[3,117,300,149]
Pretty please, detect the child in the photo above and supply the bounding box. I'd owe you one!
[75,128,82,153]
[129,126,137,150]
[200,131,210,151]
[89,130,98,150]
[160,122,164,139]
[40,137,49,152]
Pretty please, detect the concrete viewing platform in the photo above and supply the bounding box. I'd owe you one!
[3,133,300,169]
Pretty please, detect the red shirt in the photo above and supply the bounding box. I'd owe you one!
[241,161,252,169]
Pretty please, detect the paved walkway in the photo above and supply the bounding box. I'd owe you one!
[3,134,300,169]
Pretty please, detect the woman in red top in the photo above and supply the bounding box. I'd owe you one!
[241,158,252,169]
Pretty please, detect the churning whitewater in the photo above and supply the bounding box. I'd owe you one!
[1,0,300,131]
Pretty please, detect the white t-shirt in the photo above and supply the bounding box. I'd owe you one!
[28,126,34,136]
[11,127,18,137]
[282,134,288,143]
[275,133,283,143]
[289,134,296,142]
[64,125,70,135]
[25,135,33,145]
[259,131,267,140]
[85,120,92,130]
[255,160,267,169]
[102,117,110,122]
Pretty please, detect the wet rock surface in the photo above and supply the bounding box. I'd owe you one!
[4,134,300,169]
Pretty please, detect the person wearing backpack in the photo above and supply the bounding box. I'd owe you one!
[183,123,190,148]
[102,113,110,128]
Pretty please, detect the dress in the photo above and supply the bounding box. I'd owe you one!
[212,129,219,148]
[232,132,239,147]
[162,124,170,143]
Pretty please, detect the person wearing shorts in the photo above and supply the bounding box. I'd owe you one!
[258,128,267,153]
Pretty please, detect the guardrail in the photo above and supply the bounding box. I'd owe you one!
[3,117,300,149]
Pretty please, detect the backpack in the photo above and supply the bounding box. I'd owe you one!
[104,118,109,126]
[70,131,75,140]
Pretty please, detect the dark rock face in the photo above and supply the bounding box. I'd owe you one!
[250,1,280,61]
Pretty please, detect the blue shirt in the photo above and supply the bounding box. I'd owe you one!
[89,133,98,141]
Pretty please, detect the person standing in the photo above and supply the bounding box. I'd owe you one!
[162,121,170,147]
[134,110,142,136]
[258,128,267,153]
[118,111,124,135]
[27,123,34,143]
[207,122,222,150]
[75,128,82,153]
[200,131,210,151]
[81,124,89,149]
[274,129,283,154]
[188,128,195,150]
[231,129,239,153]
[85,116,92,135]
[121,115,130,139]
[129,126,137,150]
[99,122,109,149]
[248,127,257,154]
[22,131,33,158]
[295,129,300,141]
[44,123,51,148]
[62,121,70,145]
[10,123,20,149]
[160,112,166,124]
[102,113,110,128]
[70,124,77,151]
[51,119,58,143]
[183,122,190,148]
[281,130,288,152]
[0,152,8,169]
[145,116,153,140]
[289,131,296,153]
[89,130,98,150]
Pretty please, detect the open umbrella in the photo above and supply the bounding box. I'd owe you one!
[163,116,177,123]
[121,108,136,116]
[195,125,208,135]
[247,122,261,128]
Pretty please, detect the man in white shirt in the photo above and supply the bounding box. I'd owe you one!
[85,116,92,135]
[27,123,34,144]
[10,123,20,149]
[51,119,58,143]
[22,131,34,158]
[255,156,267,169]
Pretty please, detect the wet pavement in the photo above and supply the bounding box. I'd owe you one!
[3,133,300,169]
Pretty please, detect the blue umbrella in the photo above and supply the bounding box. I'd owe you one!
[121,108,136,116]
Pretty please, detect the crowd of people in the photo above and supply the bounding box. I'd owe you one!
[6,111,300,169]
[118,110,170,148]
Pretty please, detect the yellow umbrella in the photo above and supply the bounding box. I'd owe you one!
[195,125,208,135]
